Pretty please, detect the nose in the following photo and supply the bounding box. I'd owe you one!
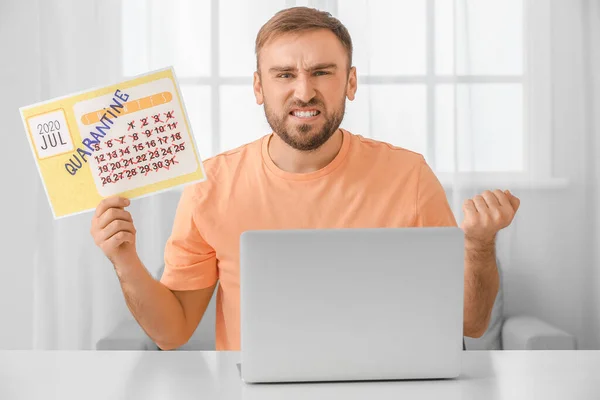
[292,74,317,104]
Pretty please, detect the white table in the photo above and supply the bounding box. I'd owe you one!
[1,350,599,399]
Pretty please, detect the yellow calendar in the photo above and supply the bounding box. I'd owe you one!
[20,67,206,219]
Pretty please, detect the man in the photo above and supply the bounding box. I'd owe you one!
[90,7,520,351]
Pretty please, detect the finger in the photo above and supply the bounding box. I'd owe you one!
[107,231,135,247]
[505,190,521,212]
[481,190,500,208]
[492,189,510,207]
[462,199,477,214]
[98,220,136,243]
[95,196,130,218]
[472,195,488,213]
[97,208,133,230]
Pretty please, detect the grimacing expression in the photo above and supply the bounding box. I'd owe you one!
[253,29,357,152]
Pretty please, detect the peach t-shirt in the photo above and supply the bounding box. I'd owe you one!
[160,129,457,351]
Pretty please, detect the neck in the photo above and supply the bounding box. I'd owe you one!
[268,129,343,174]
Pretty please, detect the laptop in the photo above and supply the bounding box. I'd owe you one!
[239,227,465,383]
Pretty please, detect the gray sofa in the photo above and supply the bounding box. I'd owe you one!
[96,261,577,351]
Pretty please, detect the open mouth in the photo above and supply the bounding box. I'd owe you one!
[289,109,321,119]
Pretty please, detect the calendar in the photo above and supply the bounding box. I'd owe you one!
[20,67,206,219]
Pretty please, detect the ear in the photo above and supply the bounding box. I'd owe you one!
[346,66,357,101]
[253,71,264,105]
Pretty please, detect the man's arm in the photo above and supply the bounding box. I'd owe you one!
[462,238,499,337]
[90,196,216,351]
[114,255,216,350]
[460,189,520,338]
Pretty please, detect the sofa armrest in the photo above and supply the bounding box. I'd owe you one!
[96,319,158,350]
[502,316,577,350]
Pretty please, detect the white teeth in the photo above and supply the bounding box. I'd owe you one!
[293,110,319,118]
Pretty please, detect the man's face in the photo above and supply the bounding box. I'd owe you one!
[253,29,357,151]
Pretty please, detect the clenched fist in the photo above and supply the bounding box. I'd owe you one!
[90,196,139,266]
[461,189,521,245]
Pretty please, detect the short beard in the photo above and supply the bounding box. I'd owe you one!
[263,97,345,152]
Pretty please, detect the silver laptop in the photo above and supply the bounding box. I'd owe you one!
[240,227,464,383]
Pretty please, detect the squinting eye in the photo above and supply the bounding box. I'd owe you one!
[278,73,292,79]
[314,71,329,76]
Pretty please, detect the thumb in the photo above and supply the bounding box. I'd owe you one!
[504,190,520,212]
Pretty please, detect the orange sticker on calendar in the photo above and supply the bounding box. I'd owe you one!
[19,67,206,219]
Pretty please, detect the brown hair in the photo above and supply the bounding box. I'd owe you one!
[255,7,353,71]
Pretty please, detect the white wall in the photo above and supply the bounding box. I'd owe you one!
[0,0,40,349]
[498,0,597,349]
[549,0,598,350]
[584,0,600,350]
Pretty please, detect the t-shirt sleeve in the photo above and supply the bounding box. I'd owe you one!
[415,157,458,227]
[160,185,218,291]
